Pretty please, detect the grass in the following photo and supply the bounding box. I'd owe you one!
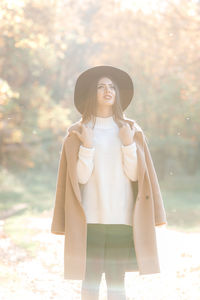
[160,170,200,232]
[0,167,56,255]
[0,167,200,255]
[3,210,41,257]
[0,166,56,213]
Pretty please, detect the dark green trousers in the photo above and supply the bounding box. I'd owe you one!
[81,223,137,300]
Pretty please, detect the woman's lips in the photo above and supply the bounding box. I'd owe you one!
[104,95,112,99]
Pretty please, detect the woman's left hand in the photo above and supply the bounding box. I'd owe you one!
[118,122,136,146]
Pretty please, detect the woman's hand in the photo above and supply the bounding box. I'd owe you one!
[118,122,136,146]
[71,123,94,148]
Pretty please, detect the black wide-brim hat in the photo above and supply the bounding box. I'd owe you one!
[74,65,134,114]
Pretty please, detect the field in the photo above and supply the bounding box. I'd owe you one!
[0,169,200,299]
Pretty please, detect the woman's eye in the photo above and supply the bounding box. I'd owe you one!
[97,86,115,89]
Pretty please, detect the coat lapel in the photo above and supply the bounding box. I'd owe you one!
[135,131,146,195]
[65,133,82,205]
[125,118,146,192]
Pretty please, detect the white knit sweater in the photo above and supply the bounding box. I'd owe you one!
[77,115,138,226]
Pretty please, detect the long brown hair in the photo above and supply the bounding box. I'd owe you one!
[80,75,132,129]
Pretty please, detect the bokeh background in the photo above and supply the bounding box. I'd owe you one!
[0,0,200,299]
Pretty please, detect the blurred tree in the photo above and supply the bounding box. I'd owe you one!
[0,0,199,177]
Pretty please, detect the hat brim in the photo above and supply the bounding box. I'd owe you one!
[74,65,134,114]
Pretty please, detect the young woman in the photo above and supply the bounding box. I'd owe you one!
[72,67,138,300]
[51,65,167,300]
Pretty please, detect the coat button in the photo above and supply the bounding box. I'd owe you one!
[146,195,149,199]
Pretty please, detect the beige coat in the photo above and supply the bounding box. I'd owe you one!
[51,117,168,280]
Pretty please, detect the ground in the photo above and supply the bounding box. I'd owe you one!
[0,211,200,300]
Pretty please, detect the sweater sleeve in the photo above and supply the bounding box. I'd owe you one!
[77,145,95,184]
[121,141,138,181]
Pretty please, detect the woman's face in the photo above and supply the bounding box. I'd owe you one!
[96,77,116,109]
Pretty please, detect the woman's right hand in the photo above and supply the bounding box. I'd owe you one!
[71,123,94,148]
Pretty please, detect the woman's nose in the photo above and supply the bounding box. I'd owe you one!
[104,86,111,93]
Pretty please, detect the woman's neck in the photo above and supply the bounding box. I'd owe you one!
[87,115,117,129]
[95,109,113,118]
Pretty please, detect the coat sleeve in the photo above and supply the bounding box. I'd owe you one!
[51,135,68,235]
[143,136,168,227]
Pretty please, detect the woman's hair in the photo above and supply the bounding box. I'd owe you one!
[80,75,131,129]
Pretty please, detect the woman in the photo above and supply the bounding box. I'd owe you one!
[51,65,167,300]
